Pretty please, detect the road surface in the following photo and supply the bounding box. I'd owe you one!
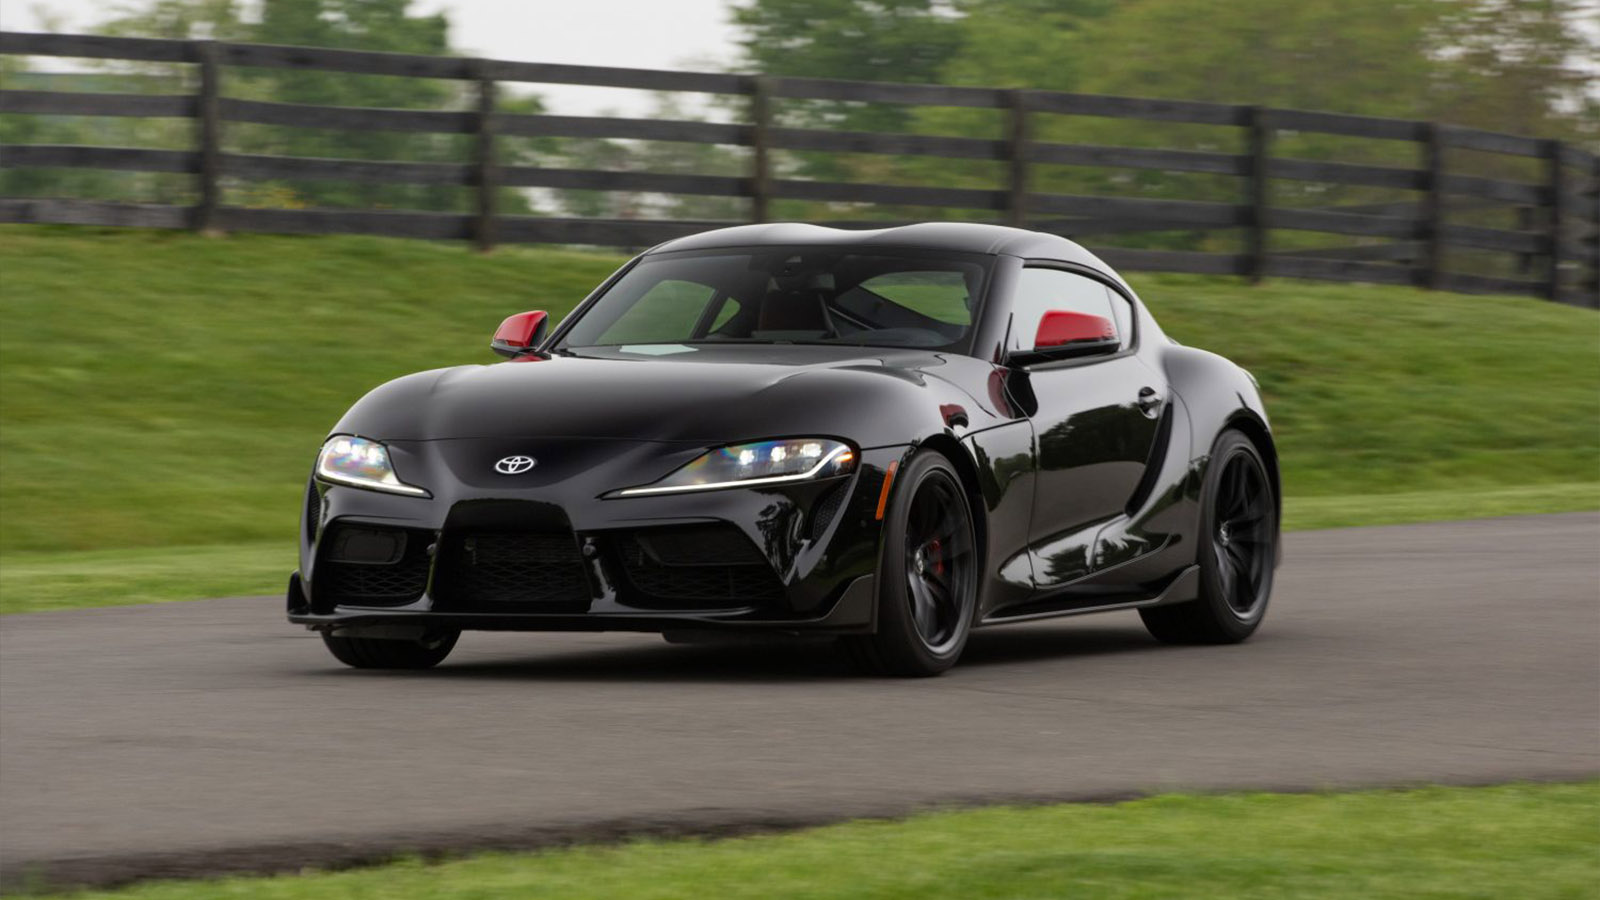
[2,513,1596,888]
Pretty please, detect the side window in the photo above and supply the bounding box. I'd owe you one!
[595,280,718,344]
[1010,268,1133,353]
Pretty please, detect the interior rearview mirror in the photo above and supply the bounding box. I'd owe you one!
[491,310,550,358]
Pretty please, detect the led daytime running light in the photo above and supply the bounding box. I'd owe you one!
[616,440,855,497]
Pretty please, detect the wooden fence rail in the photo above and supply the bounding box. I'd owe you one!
[1,30,1596,307]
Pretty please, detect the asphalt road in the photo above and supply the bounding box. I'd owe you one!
[2,513,1596,888]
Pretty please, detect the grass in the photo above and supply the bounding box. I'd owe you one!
[0,541,290,615]
[31,782,1600,899]
[0,226,1596,613]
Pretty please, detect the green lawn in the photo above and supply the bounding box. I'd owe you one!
[0,227,1596,613]
[31,782,1599,899]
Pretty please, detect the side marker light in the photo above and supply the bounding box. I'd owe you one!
[875,459,899,521]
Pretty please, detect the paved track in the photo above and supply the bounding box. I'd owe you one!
[2,513,1597,888]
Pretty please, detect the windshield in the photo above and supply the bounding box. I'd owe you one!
[557,247,992,353]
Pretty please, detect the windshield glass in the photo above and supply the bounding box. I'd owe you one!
[557,247,992,352]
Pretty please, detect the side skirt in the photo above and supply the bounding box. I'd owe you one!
[977,564,1198,627]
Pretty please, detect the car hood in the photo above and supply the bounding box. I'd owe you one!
[333,344,1006,447]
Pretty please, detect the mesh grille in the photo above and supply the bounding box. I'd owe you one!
[808,483,848,542]
[616,526,784,609]
[304,483,322,539]
[319,526,431,607]
[437,532,588,607]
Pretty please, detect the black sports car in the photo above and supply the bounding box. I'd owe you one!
[290,223,1280,676]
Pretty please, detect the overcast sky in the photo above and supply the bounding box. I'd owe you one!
[0,0,744,115]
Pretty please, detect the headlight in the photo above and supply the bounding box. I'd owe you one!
[315,435,430,497]
[615,438,856,497]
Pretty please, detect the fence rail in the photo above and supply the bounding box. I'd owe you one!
[1,30,1596,307]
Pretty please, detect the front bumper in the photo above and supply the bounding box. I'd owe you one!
[288,441,904,635]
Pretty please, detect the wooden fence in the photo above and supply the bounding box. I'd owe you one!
[1,30,1596,307]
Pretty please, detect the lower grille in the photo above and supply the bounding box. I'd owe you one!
[318,525,431,607]
[436,531,589,609]
[615,525,784,609]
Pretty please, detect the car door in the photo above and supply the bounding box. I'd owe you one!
[1005,266,1166,589]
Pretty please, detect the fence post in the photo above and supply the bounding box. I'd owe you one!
[1420,123,1446,290]
[1515,206,1535,275]
[194,40,222,235]
[750,75,772,224]
[1542,139,1565,303]
[1006,89,1030,228]
[472,60,498,253]
[1245,106,1271,284]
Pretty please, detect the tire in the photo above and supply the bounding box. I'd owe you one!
[1140,429,1277,644]
[322,630,459,669]
[844,451,980,677]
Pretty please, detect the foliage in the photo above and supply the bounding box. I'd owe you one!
[232,0,466,210]
[3,0,543,214]
[727,0,1597,243]
[729,0,967,133]
[536,94,749,224]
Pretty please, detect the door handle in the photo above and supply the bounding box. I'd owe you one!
[1136,386,1162,417]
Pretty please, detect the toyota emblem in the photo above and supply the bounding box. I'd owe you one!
[494,455,537,475]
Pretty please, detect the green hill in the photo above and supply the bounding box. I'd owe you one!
[1,226,1595,611]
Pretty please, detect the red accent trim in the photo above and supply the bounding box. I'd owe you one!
[493,310,548,349]
[1034,310,1115,348]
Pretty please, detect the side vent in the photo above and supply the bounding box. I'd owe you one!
[1125,402,1174,517]
[808,483,849,542]
[304,481,322,540]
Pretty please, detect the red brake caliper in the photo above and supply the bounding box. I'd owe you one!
[929,538,944,577]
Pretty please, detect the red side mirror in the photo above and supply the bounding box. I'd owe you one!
[491,310,549,358]
[1035,310,1116,349]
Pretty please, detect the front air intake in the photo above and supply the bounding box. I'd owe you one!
[613,525,784,609]
[432,531,590,610]
[316,524,433,607]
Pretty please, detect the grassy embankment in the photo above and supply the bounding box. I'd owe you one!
[27,782,1600,899]
[1,226,1596,612]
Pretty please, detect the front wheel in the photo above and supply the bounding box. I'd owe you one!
[844,452,979,677]
[322,630,459,669]
[1140,429,1277,644]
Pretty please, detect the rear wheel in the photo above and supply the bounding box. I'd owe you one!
[322,630,459,669]
[844,452,979,677]
[1140,429,1276,644]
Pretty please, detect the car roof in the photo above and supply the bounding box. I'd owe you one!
[647,222,1115,271]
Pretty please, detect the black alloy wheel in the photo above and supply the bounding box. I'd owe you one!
[1140,429,1277,644]
[1211,443,1274,618]
[845,452,979,676]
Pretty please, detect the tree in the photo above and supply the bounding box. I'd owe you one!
[1429,0,1598,148]
[82,0,541,212]
[940,0,1115,92]
[1056,0,1596,244]
[730,0,967,132]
